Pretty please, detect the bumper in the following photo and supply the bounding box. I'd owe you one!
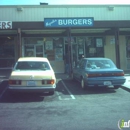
[8,84,56,93]
[84,77,126,87]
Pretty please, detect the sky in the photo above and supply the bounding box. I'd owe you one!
[1,0,130,5]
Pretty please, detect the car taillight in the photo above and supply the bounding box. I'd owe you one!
[114,72,124,76]
[87,72,125,78]
[87,74,98,77]
[42,79,55,85]
[9,80,21,85]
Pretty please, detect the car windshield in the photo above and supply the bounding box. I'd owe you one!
[86,59,116,69]
[14,61,51,71]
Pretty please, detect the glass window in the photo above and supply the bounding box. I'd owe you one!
[15,61,50,70]
[86,59,116,69]
[53,37,64,61]
[77,37,85,60]
[85,37,104,58]
[126,36,130,58]
[0,37,15,67]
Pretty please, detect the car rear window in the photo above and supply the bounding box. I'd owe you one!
[86,59,116,69]
[14,61,51,70]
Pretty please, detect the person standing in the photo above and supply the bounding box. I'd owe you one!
[64,52,70,74]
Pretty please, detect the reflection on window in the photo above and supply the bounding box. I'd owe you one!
[0,37,15,67]
[15,61,50,70]
[86,37,104,57]
[86,60,116,69]
[126,36,130,58]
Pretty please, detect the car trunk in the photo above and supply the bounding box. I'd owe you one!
[10,70,53,80]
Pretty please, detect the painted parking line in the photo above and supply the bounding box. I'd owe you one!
[56,79,75,100]
[61,80,75,99]
[56,91,72,100]
[0,87,8,99]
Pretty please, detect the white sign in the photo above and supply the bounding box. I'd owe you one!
[0,21,12,29]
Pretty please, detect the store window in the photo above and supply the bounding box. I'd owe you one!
[64,37,77,67]
[85,37,104,57]
[53,37,64,61]
[126,36,130,69]
[77,37,85,60]
[23,37,64,61]
[0,37,15,68]
[23,38,44,57]
[126,36,130,58]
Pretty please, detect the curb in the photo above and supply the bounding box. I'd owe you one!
[124,74,130,76]
[120,86,130,92]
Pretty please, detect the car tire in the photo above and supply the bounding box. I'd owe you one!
[81,78,85,89]
[114,85,120,89]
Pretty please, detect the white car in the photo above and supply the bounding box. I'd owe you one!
[8,57,56,95]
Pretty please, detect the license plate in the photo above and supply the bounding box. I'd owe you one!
[104,81,112,85]
[27,81,36,86]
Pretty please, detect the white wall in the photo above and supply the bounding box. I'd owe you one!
[0,5,130,21]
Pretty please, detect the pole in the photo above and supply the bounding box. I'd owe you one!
[67,27,73,78]
[17,28,22,57]
[115,28,120,68]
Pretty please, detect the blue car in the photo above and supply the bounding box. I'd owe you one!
[72,57,126,89]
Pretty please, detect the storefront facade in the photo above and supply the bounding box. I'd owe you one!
[0,4,130,73]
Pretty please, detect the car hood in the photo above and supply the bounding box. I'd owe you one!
[9,70,55,80]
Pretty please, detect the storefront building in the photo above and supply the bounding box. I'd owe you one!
[0,4,130,73]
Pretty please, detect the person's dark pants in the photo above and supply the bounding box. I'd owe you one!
[65,64,70,74]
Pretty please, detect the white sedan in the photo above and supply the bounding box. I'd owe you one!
[8,57,56,95]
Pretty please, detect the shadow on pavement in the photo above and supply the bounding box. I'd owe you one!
[56,79,117,95]
[120,85,130,92]
[0,90,47,103]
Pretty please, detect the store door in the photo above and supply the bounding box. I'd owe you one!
[72,43,78,67]
[77,37,85,60]
[65,43,78,68]
[24,44,44,57]
[24,45,35,57]
[35,44,44,57]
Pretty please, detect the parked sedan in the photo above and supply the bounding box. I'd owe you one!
[8,57,56,95]
[72,57,126,89]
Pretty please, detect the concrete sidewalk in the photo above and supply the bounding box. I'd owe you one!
[121,76,130,92]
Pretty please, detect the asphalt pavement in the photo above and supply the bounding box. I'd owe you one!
[0,69,130,92]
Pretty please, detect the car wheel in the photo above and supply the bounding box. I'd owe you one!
[114,85,120,89]
[81,78,85,89]
[49,91,54,95]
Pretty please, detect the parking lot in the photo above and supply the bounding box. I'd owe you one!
[0,74,130,130]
